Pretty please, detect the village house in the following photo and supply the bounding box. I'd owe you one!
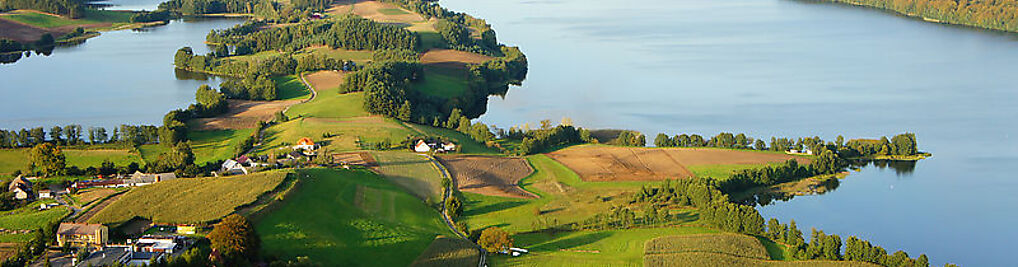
[221,155,259,176]
[8,176,32,200]
[124,171,177,187]
[292,137,318,152]
[57,223,108,248]
[133,235,186,254]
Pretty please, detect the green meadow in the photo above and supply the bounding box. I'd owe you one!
[256,168,451,266]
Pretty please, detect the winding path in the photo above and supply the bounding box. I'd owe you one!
[424,154,487,267]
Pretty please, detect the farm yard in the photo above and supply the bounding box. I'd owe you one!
[88,171,289,225]
[547,145,810,181]
[255,168,450,266]
[437,155,536,198]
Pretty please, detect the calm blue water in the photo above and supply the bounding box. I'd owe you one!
[0,18,242,129]
[440,0,1018,265]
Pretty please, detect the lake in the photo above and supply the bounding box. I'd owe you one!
[440,0,1018,265]
[0,17,243,129]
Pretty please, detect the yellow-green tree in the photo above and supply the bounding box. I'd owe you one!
[28,143,65,177]
[478,227,513,253]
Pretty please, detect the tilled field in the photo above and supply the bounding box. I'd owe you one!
[547,146,809,182]
[437,155,536,199]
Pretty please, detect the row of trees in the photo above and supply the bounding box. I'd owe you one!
[833,0,1018,33]
[654,132,921,159]
[0,124,160,148]
[766,218,932,267]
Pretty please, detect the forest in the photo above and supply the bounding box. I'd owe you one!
[0,0,84,17]
[833,0,1018,33]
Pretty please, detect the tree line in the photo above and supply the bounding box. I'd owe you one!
[832,0,1018,33]
[654,131,921,158]
[0,124,159,148]
[765,218,933,267]
[0,0,84,18]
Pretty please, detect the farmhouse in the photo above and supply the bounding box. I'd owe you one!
[8,176,32,200]
[56,223,108,248]
[293,137,319,152]
[73,179,125,189]
[124,171,177,187]
[221,159,250,175]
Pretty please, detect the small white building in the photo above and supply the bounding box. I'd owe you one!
[414,140,431,153]
[442,143,456,152]
[220,159,249,175]
[38,189,52,199]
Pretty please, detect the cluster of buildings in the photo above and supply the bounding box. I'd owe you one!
[219,137,321,176]
[70,172,177,190]
[414,139,457,153]
[56,223,195,266]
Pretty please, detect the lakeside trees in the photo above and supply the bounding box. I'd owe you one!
[832,0,1018,33]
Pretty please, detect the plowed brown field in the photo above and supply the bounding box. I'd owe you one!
[437,155,536,198]
[547,146,809,182]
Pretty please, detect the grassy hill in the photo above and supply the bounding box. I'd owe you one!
[0,201,68,243]
[89,171,290,224]
[373,151,445,203]
[255,168,451,266]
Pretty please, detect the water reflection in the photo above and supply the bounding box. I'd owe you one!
[742,176,841,207]
[744,160,916,206]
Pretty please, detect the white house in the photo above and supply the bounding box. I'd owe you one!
[414,140,431,153]
[38,189,52,199]
[220,159,249,175]
[442,143,456,152]
[292,137,318,151]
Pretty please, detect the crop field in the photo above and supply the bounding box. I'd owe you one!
[191,99,303,130]
[73,188,119,207]
[307,46,374,63]
[256,117,414,153]
[437,155,536,198]
[328,0,424,23]
[89,171,288,224]
[410,236,479,267]
[644,233,769,259]
[304,70,345,92]
[412,65,470,98]
[547,145,810,182]
[374,151,445,202]
[459,155,671,233]
[420,49,493,68]
[644,252,879,267]
[0,202,68,243]
[256,168,450,266]
[0,148,143,175]
[188,128,257,164]
[490,227,717,266]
